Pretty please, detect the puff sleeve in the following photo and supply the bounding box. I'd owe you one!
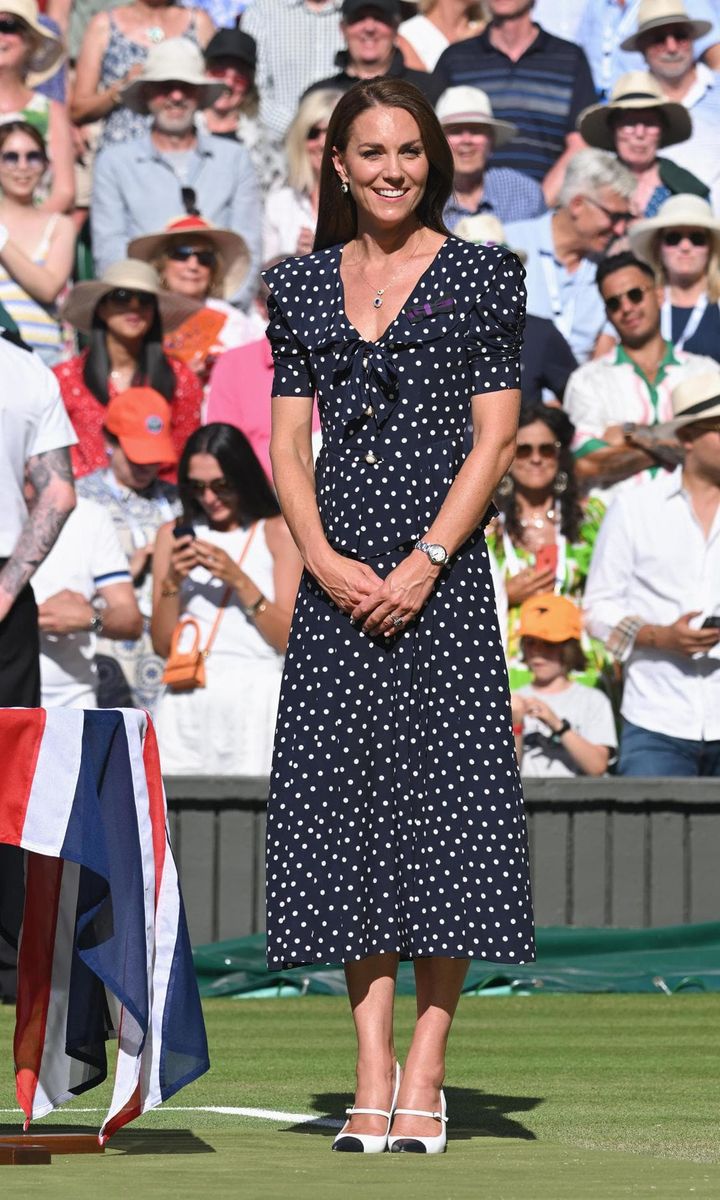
[266,293,316,398]
[463,251,526,395]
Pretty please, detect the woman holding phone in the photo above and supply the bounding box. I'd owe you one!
[487,404,608,688]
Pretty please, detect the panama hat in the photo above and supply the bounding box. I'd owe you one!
[60,259,201,335]
[436,87,517,148]
[578,71,691,150]
[1,0,65,87]
[128,215,250,301]
[120,38,226,115]
[454,214,527,263]
[620,0,712,53]
[104,388,178,465]
[668,370,720,431]
[518,595,583,644]
[629,193,720,265]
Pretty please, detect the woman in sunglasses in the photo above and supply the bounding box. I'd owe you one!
[0,120,75,364]
[262,88,342,266]
[55,259,202,479]
[129,214,264,383]
[151,422,303,775]
[0,0,74,212]
[486,403,609,690]
[629,193,720,364]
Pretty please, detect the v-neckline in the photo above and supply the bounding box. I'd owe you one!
[337,236,450,346]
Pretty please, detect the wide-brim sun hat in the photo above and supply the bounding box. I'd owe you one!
[435,86,517,149]
[60,259,201,335]
[454,213,527,263]
[668,369,720,431]
[620,0,712,53]
[1,0,65,87]
[120,38,226,115]
[629,193,720,264]
[128,215,250,301]
[577,70,691,150]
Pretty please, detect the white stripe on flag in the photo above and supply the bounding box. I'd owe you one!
[21,709,84,854]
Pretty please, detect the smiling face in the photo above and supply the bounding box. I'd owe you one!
[567,185,635,261]
[659,226,711,288]
[640,23,695,83]
[612,109,663,171]
[443,122,493,179]
[0,127,46,200]
[206,57,253,112]
[96,289,156,341]
[600,264,662,348]
[333,104,429,233]
[342,9,396,69]
[510,420,560,496]
[146,80,200,134]
[161,237,216,300]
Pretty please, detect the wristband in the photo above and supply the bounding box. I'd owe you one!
[511,723,523,735]
[550,718,571,744]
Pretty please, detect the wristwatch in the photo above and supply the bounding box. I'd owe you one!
[551,718,571,744]
[414,540,449,567]
[89,612,104,635]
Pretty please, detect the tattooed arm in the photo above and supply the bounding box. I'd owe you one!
[0,447,76,623]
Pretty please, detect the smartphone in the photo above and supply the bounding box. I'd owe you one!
[173,523,195,540]
[701,616,720,629]
[535,544,558,576]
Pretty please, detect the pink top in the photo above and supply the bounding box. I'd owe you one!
[206,336,321,482]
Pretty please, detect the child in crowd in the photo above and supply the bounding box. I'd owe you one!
[512,594,617,777]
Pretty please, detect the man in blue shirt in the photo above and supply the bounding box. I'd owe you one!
[91,39,262,307]
[433,0,596,204]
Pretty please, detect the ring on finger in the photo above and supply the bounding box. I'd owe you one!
[391,615,404,628]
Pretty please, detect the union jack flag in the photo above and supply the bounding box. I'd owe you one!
[0,707,209,1143]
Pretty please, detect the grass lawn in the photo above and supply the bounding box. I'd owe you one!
[1,994,719,1198]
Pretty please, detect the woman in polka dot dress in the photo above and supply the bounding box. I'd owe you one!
[264,79,535,1156]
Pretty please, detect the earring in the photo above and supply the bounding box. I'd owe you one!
[340,180,349,194]
[496,474,514,497]
[553,470,569,495]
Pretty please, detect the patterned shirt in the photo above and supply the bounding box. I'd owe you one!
[444,167,546,229]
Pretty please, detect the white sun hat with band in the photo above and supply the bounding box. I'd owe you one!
[435,87,518,148]
[619,0,712,53]
[120,38,226,115]
[668,369,720,430]
[629,193,720,265]
[578,71,691,151]
[1,0,65,87]
[60,259,201,335]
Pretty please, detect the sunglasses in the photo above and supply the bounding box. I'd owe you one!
[105,287,155,306]
[0,149,45,167]
[0,17,25,35]
[186,477,237,498]
[515,441,561,460]
[583,195,634,227]
[181,186,200,217]
[604,284,653,314]
[646,24,692,45]
[306,124,328,141]
[662,230,709,247]
[167,244,217,267]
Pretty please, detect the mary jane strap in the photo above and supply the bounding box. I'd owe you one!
[345,1106,392,1119]
[393,1106,448,1123]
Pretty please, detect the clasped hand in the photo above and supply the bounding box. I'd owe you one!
[351,554,439,638]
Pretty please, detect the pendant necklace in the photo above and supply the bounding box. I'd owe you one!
[353,228,424,309]
[519,506,555,531]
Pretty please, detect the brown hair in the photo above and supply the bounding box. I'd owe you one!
[521,637,587,675]
[0,120,47,160]
[314,78,453,251]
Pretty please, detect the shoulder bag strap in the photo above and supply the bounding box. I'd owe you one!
[201,522,259,659]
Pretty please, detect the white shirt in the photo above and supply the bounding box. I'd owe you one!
[396,14,449,71]
[0,339,77,556]
[584,467,720,741]
[659,64,720,214]
[31,499,131,708]
[517,681,617,777]
[262,186,316,265]
[532,0,588,41]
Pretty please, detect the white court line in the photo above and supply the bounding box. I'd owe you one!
[0,1105,341,1128]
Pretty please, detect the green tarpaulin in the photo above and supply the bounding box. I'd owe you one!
[194,923,720,997]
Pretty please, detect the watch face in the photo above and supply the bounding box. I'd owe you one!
[428,544,447,565]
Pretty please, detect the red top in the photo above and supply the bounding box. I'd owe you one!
[54,351,202,482]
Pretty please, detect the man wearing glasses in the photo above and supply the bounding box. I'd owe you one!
[505,148,636,364]
[564,251,716,497]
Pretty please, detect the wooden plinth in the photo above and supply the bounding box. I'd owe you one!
[0,1132,105,1165]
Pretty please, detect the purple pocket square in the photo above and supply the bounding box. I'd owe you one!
[406,296,456,324]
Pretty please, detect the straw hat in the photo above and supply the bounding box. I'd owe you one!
[453,213,527,263]
[1,0,65,87]
[620,0,712,53]
[128,215,250,301]
[629,193,720,264]
[60,259,201,335]
[435,87,517,148]
[668,370,720,430]
[518,595,583,644]
[578,71,691,150]
[121,38,226,115]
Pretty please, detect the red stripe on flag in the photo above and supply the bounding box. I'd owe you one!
[0,709,46,846]
[99,1083,142,1144]
[14,852,64,1125]
[142,716,167,907]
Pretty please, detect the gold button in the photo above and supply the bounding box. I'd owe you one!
[364,404,374,417]
[364,451,377,464]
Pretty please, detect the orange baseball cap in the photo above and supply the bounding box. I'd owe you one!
[518,594,583,643]
[104,387,178,465]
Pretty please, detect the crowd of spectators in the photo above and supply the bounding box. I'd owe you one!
[0,0,718,780]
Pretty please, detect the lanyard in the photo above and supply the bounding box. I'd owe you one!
[600,1,641,96]
[540,251,574,342]
[501,527,568,595]
[661,289,708,352]
[103,470,174,547]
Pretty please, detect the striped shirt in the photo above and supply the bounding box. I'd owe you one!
[433,25,596,182]
[0,215,62,359]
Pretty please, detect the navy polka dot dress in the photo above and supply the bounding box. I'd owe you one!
[263,236,535,970]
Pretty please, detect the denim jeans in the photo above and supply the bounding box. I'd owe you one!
[619,720,720,777]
